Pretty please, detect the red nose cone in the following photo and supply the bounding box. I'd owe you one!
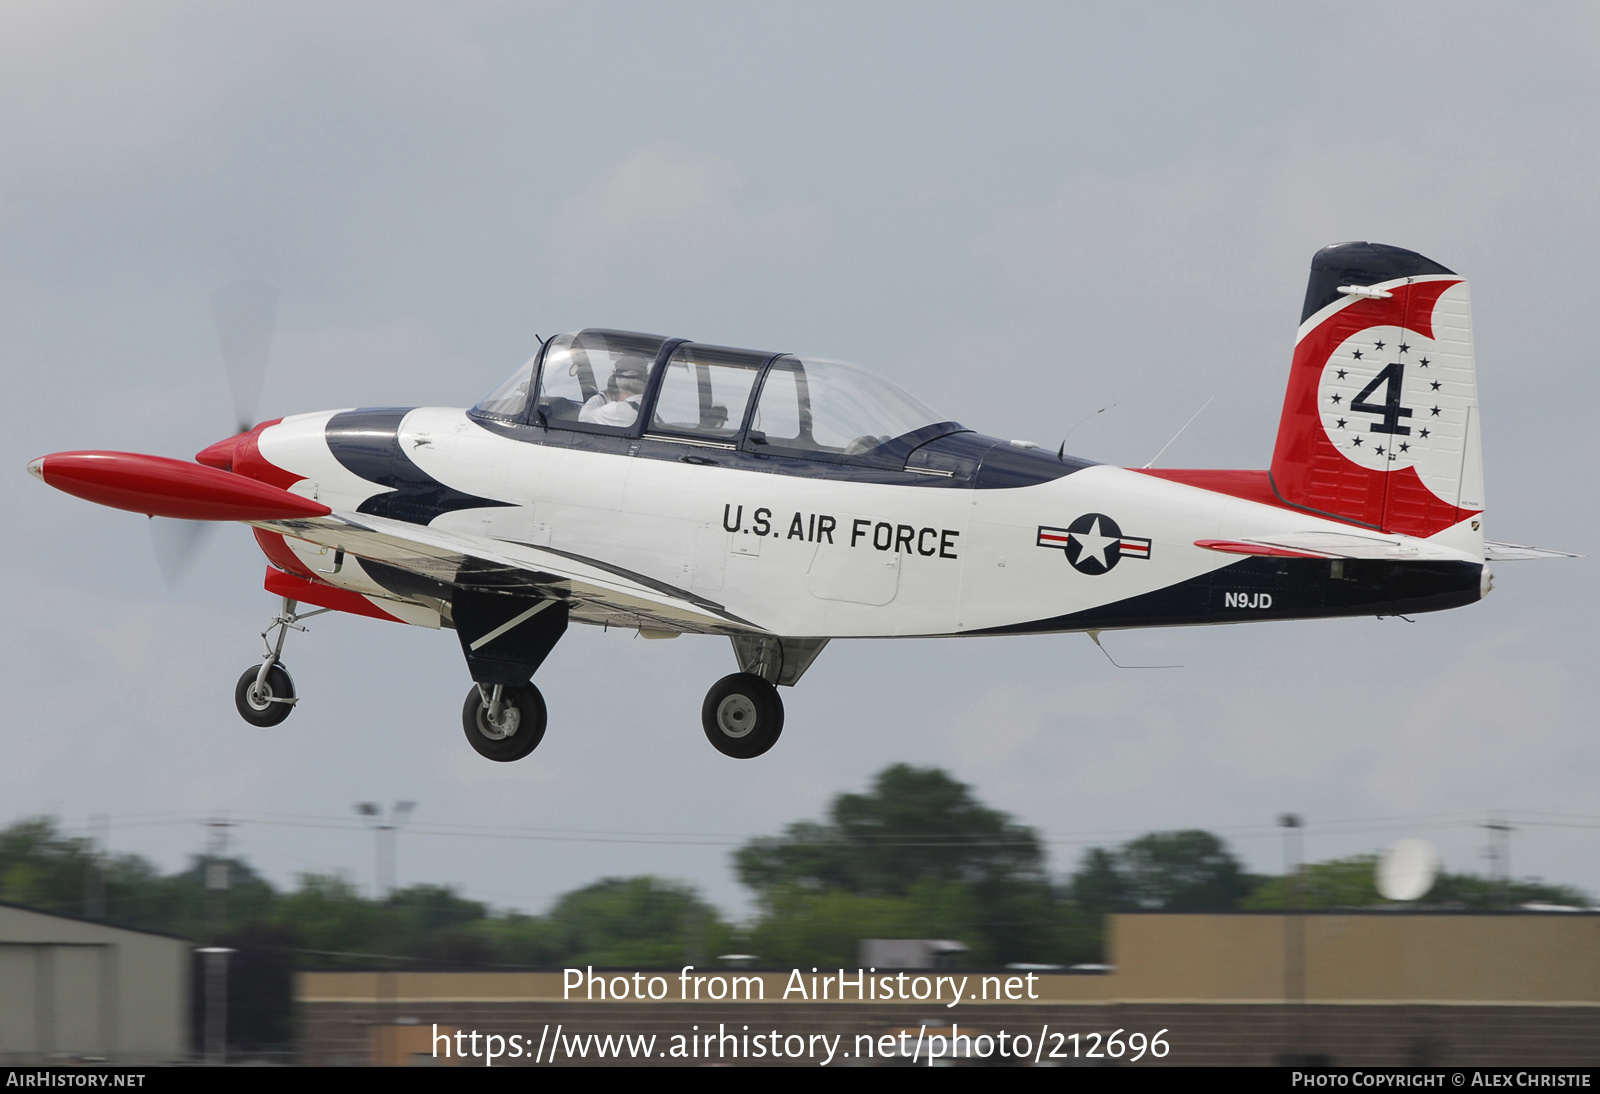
[196,433,244,471]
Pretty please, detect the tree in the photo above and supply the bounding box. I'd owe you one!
[1068,830,1258,914]
[1241,856,1593,910]
[1117,830,1257,911]
[735,765,1061,965]
[1241,856,1385,910]
[1067,848,1131,913]
[1061,829,1264,960]
[0,818,97,914]
[537,876,733,967]
[736,764,1047,898]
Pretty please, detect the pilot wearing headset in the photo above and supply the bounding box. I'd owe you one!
[578,359,650,427]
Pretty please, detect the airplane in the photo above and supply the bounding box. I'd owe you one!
[27,242,1575,762]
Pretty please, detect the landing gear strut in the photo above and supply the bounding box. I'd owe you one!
[462,683,547,762]
[234,597,326,727]
[701,673,784,759]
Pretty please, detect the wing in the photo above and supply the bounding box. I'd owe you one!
[253,510,763,636]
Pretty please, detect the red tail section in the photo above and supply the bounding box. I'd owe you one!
[1268,243,1483,539]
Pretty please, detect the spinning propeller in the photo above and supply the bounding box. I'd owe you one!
[149,280,280,587]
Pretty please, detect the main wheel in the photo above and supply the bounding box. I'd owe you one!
[234,664,295,727]
[462,684,547,762]
[701,673,784,758]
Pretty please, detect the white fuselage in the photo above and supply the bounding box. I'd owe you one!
[255,407,1484,638]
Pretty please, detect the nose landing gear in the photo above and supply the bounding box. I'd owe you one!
[233,597,327,727]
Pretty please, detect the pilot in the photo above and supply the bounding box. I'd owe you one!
[578,359,650,426]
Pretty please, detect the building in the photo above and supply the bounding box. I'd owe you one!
[297,911,1600,1066]
[0,902,191,1064]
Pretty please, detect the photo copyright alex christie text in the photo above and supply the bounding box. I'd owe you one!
[1293,1075,1591,1088]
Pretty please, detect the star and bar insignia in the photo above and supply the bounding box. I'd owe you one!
[1038,514,1151,575]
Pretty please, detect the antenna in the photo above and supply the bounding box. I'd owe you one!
[1058,405,1114,461]
[1483,814,1513,908]
[1143,395,1214,469]
[1087,630,1180,669]
[205,815,236,940]
[84,814,108,921]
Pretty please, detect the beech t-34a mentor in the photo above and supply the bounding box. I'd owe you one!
[27,243,1574,762]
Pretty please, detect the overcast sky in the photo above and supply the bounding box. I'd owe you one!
[3,2,1597,919]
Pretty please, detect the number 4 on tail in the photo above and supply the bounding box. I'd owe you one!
[1350,361,1412,435]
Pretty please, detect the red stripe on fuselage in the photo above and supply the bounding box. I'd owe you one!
[1132,468,1283,508]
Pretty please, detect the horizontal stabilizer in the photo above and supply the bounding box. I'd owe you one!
[1196,531,1469,562]
[26,451,331,521]
[1484,540,1583,561]
[1194,539,1335,560]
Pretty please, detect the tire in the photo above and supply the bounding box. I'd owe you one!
[462,684,547,762]
[701,673,784,758]
[234,664,295,727]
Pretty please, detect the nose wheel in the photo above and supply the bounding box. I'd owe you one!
[701,673,784,758]
[235,664,295,727]
[233,597,324,727]
[462,683,547,762]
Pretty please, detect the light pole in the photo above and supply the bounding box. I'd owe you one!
[196,946,236,1066]
[355,801,417,899]
[355,802,416,1025]
[1277,813,1304,999]
[1278,813,1307,1062]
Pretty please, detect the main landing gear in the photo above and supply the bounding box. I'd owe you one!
[695,636,827,760]
[233,597,328,727]
[701,673,784,758]
[462,683,548,762]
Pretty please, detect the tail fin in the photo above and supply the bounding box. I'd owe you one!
[1268,242,1484,547]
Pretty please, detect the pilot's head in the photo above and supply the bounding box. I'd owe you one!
[611,359,649,399]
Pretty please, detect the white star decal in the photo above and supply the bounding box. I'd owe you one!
[1070,517,1118,569]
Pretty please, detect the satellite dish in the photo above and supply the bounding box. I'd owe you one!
[1376,838,1439,901]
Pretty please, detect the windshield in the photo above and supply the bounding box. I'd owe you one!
[750,356,946,458]
[472,355,538,420]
